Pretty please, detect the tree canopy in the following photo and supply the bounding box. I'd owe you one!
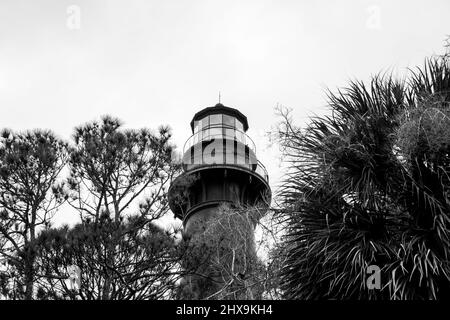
[277,55,450,299]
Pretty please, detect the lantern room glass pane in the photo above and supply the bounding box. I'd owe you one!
[223,115,235,128]
[194,121,200,133]
[210,114,222,126]
[236,120,244,131]
[236,131,244,144]
[225,128,236,139]
[201,116,210,129]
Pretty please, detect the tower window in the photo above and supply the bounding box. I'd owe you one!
[236,120,244,131]
[201,116,210,129]
[223,115,235,128]
[210,114,222,126]
[236,131,245,144]
[224,128,235,139]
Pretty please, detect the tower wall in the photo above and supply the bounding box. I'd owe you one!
[168,103,271,299]
[179,203,260,299]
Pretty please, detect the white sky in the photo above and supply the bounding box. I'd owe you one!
[1,0,449,228]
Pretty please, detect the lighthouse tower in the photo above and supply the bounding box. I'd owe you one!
[168,103,271,298]
[168,103,271,237]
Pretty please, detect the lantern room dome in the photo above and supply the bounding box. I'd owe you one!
[190,103,249,133]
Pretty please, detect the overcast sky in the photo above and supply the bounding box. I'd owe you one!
[1,0,449,227]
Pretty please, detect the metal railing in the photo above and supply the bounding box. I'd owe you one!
[254,160,269,182]
[183,125,256,154]
[181,125,269,183]
[182,160,269,183]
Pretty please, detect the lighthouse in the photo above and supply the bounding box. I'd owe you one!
[168,103,271,298]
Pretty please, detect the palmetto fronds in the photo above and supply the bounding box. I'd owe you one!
[278,55,450,299]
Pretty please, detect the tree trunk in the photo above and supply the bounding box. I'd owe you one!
[24,246,35,300]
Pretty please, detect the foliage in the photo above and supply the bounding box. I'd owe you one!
[178,204,280,300]
[35,115,182,300]
[67,115,178,223]
[0,116,183,300]
[277,55,450,299]
[0,130,67,299]
[34,214,182,300]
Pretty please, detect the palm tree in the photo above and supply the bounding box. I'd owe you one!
[277,54,450,299]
